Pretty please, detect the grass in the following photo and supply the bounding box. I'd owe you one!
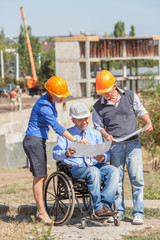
[122,208,160,240]
[0,183,20,194]
[123,170,160,200]
[0,166,160,240]
[124,207,160,219]
[144,170,160,200]
[123,231,160,240]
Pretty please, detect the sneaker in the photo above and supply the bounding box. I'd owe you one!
[107,213,124,223]
[132,216,143,225]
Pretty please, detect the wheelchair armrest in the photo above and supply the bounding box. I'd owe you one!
[56,162,72,178]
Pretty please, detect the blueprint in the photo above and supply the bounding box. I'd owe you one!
[72,124,149,157]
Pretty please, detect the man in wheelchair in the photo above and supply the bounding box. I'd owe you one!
[53,102,119,218]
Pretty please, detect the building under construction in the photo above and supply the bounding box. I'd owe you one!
[55,34,160,97]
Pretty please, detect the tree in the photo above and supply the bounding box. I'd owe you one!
[18,25,41,78]
[45,37,54,42]
[113,21,125,37]
[38,48,55,83]
[129,25,135,37]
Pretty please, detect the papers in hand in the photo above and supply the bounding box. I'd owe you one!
[73,124,149,157]
[73,141,112,157]
[113,123,149,142]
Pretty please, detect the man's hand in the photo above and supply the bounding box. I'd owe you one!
[106,134,114,141]
[145,122,153,134]
[100,129,113,141]
[141,114,153,134]
[93,154,105,162]
[65,147,76,157]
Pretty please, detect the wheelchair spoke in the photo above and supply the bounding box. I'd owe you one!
[44,171,75,225]
[53,176,58,195]
[46,191,56,199]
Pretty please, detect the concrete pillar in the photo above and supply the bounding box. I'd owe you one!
[0,135,7,168]
[126,80,130,90]
[123,61,127,77]
[122,40,127,78]
[122,40,126,57]
[130,61,132,76]
[85,40,91,97]
[0,50,4,80]
[132,80,136,92]
[135,60,138,76]
[16,53,19,81]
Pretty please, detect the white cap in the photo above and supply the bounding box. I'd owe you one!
[69,102,90,119]
[16,85,20,89]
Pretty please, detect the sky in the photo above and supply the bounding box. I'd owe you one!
[0,0,160,39]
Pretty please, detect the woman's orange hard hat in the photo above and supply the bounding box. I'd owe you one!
[96,70,115,93]
[45,76,69,97]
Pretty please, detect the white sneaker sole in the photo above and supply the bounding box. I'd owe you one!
[132,221,143,225]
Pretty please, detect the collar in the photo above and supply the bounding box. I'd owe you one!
[45,92,55,107]
[101,87,125,105]
[73,125,88,135]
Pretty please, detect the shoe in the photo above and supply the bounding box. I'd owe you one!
[103,205,118,214]
[107,213,124,223]
[95,208,113,217]
[132,216,143,225]
[36,211,54,225]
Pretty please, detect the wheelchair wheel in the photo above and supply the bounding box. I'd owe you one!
[114,218,120,226]
[44,171,75,226]
[82,194,90,212]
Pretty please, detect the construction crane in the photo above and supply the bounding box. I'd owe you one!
[20,7,42,95]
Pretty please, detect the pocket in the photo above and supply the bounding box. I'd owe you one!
[110,143,122,153]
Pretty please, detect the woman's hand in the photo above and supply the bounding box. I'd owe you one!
[78,138,90,144]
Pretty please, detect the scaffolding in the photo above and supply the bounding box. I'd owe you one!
[80,38,159,58]
[55,34,160,97]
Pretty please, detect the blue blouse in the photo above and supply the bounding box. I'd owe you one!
[26,93,66,139]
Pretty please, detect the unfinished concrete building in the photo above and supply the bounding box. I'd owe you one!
[55,34,160,97]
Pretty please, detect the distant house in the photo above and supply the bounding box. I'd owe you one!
[42,41,55,52]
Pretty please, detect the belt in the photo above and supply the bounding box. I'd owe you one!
[123,135,139,142]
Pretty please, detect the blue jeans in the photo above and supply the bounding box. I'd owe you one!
[70,163,119,212]
[110,139,144,217]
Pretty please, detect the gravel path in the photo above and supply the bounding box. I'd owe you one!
[31,217,160,240]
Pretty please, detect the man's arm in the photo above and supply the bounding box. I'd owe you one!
[100,129,114,141]
[141,113,153,133]
[133,93,153,133]
[92,107,113,141]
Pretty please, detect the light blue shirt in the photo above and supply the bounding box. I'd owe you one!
[53,125,110,168]
[93,87,148,132]
[26,93,66,139]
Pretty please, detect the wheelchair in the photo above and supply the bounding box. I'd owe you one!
[44,162,120,228]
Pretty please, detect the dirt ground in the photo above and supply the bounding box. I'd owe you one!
[0,95,160,239]
[0,166,160,240]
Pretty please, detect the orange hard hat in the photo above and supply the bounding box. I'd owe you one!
[96,70,115,93]
[45,76,69,97]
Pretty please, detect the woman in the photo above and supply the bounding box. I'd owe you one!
[23,76,87,225]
